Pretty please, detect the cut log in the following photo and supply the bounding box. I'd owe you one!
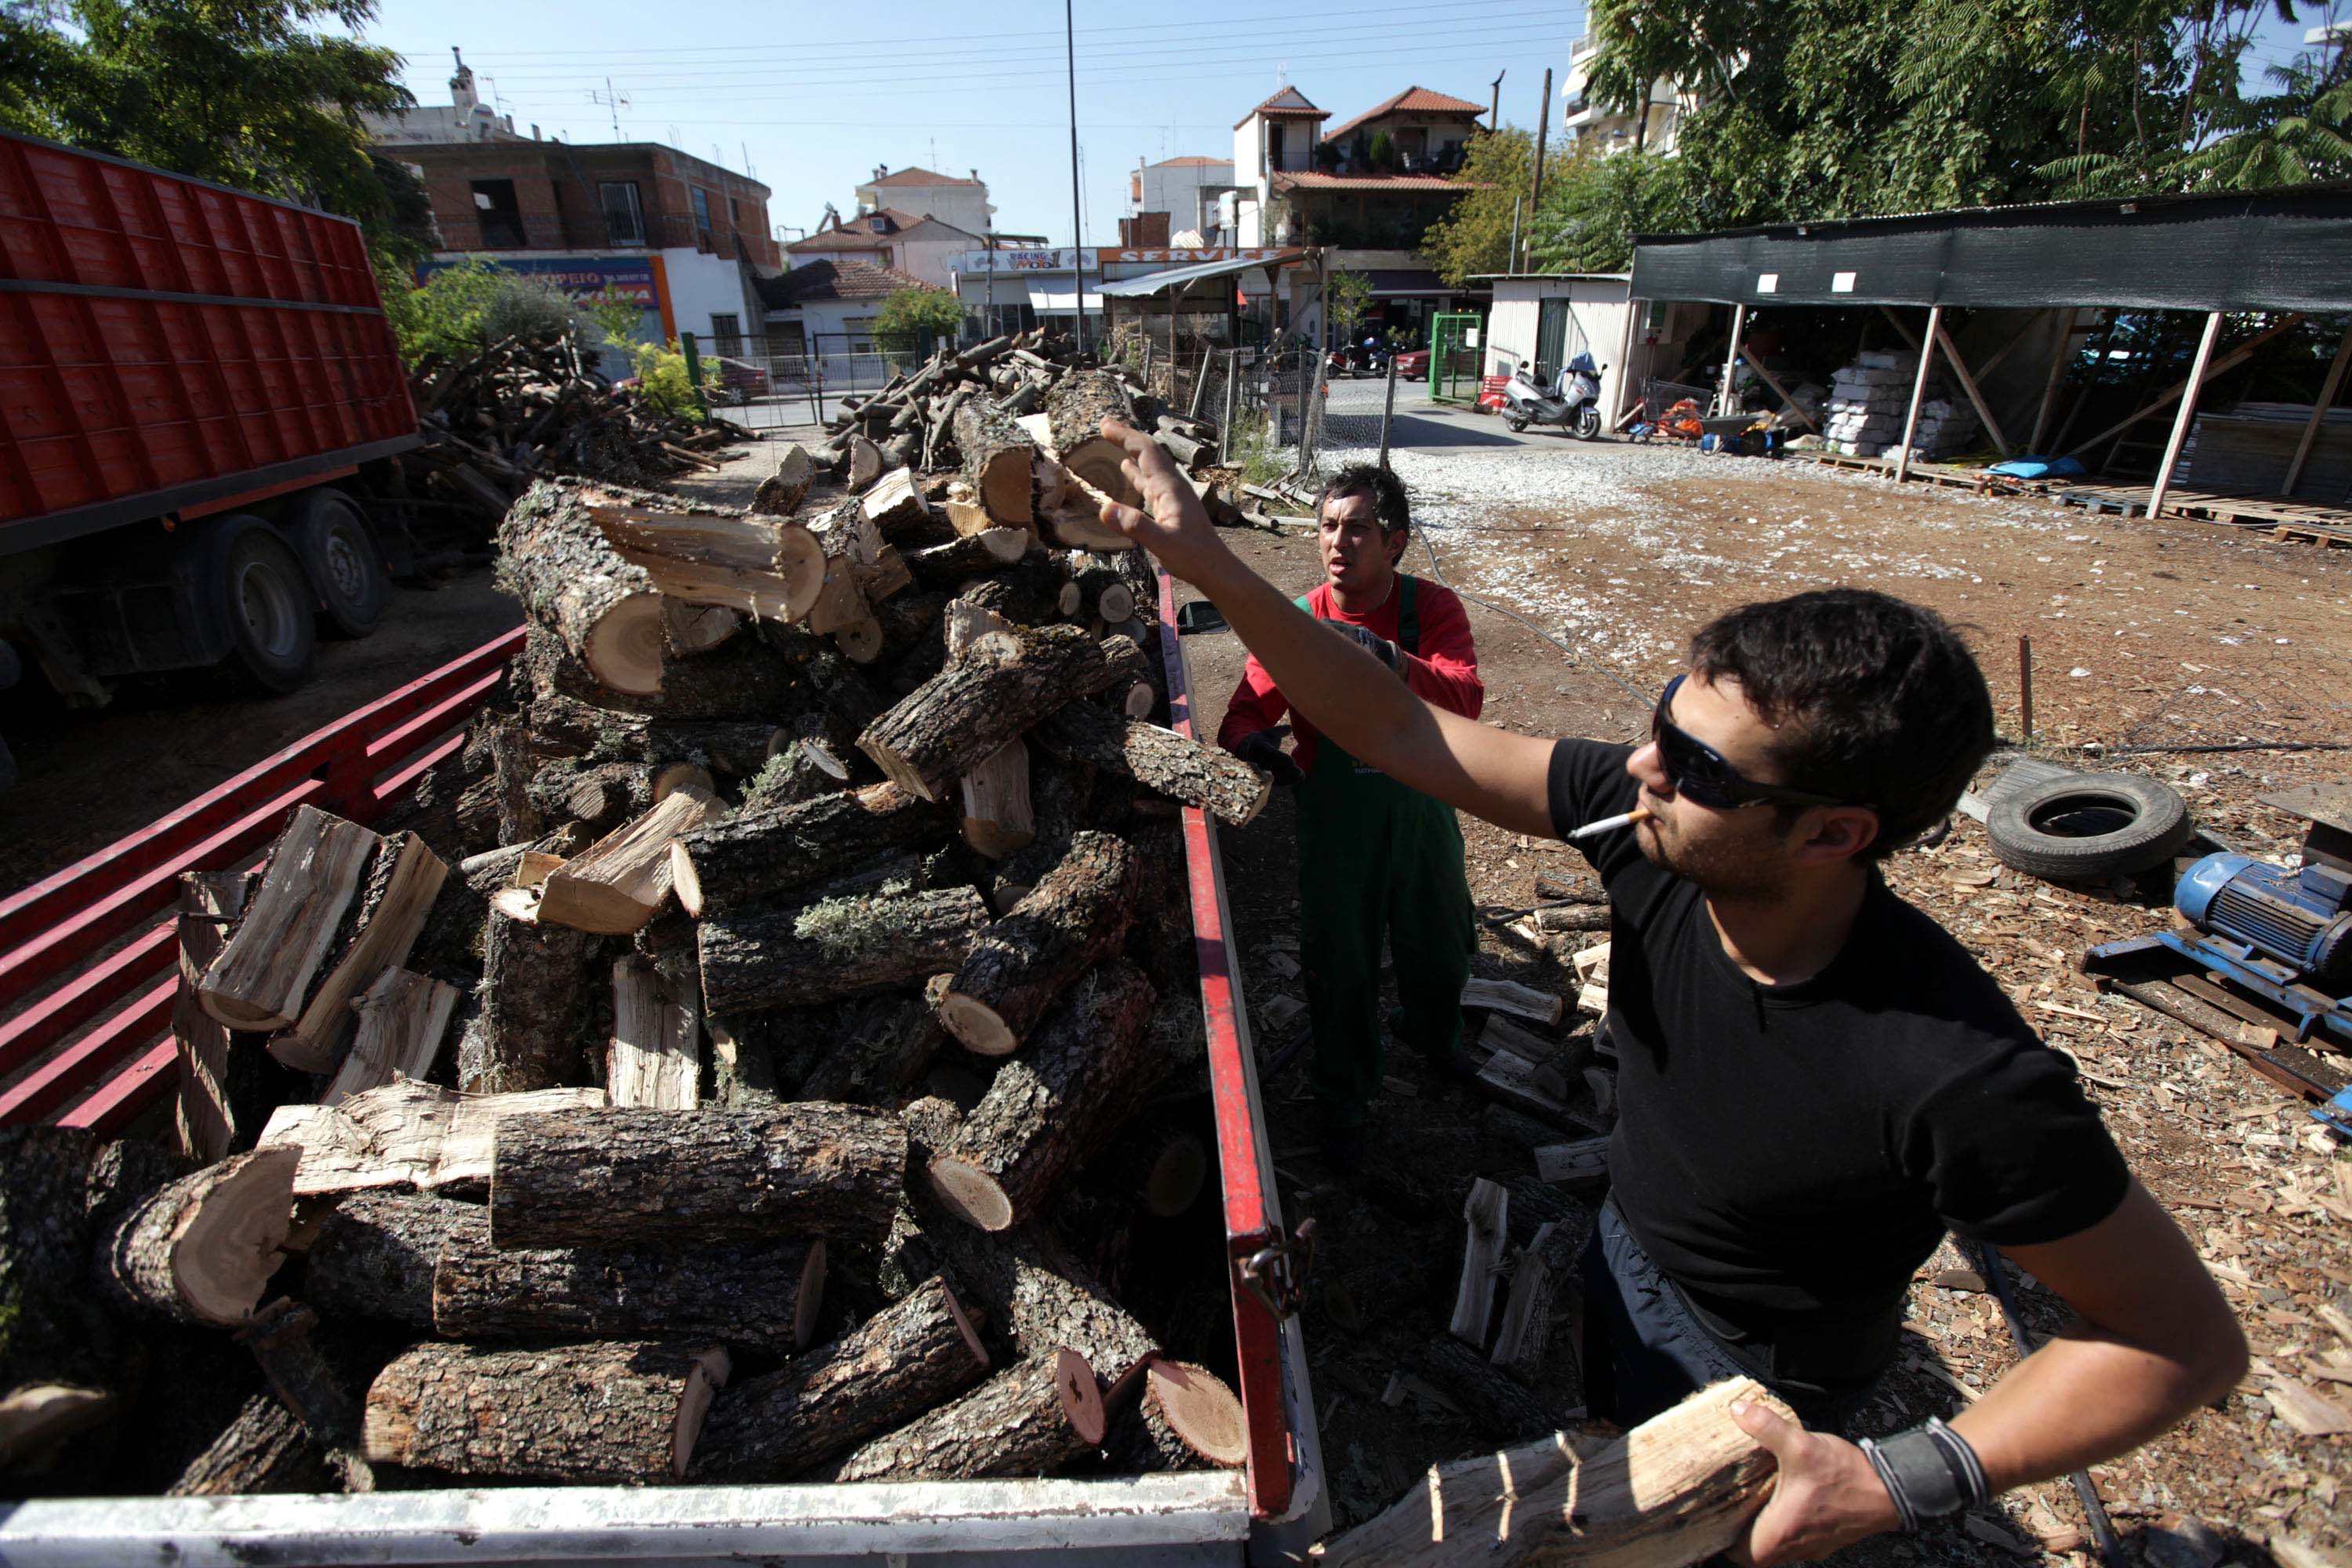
[167,1392,330,1497]
[898,1090,964,1162]
[859,465,933,539]
[437,1225,822,1354]
[524,697,779,779]
[92,1147,300,1327]
[198,805,381,1032]
[1316,1377,1788,1568]
[529,781,726,935]
[259,1080,605,1199]
[462,899,598,1093]
[1046,369,1144,509]
[303,1189,476,1326]
[1534,1134,1611,1192]
[488,1104,906,1248]
[797,990,947,1106]
[321,967,459,1106]
[495,479,666,695]
[528,757,654,829]
[846,434,885,492]
[903,528,1031,589]
[672,781,949,917]
[958,739,1034,860]
[583,497,825,624]
[816,1349,1102,1484]
[857,624,1145,803]
[1109,1359,1249,1472]
[1417,1334,1571,1443]
[1034,454,1136,552]
[1031,701,1269,827]
[606,956,700,1109]
[1475,1046,1584,1133]
[517,622,804,727]
[938,830,1141,1057]
[1490,1203,1599,1387]
[1463,977,1566,1026]
[172,869,266,1163]
[928,959,1159,1232]
[689,1275,989,1481]
[1449,1177,1510,1345]
[237,1298,369,1489]
[916,1205,1157,1392]
[661,600,742,656]
[953,398,1036,525]
[944,595,1018,662]
[943,496,996,537]
[1070,567,1135,625]
[750,442,815,515]
[361,1338,729,1484]
[697,884,989,1015]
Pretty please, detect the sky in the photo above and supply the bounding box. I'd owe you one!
[348,0,2339,250]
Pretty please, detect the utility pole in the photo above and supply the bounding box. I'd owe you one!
[1530,67,1552,268]
[1489,70,1506,132]
[1065,0,1087,355]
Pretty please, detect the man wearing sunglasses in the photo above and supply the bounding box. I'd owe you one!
[1095,420,2245,1566]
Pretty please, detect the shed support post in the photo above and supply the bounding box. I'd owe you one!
[2027,309,2083,456]
[1612,296,1641,430]
[1895,307,1942,485]
[2283,318,2352,497]
[1931,319,2012,458]
[1717,303,1747,419]
[2147,310,2223,521]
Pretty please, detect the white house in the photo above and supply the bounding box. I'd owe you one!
[1562,31,1744,155]
[852,166,995,236]
[1131,156,1239,243]
[786,207,985,291]
[1477,273,1704,427]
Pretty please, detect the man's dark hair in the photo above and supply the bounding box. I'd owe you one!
[1317,463,1410,537]
[1687,589,1994,858]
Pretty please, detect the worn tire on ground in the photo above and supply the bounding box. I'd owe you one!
[1985,771,2190,880]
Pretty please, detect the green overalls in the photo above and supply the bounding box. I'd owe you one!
[1292,576,1477,1129]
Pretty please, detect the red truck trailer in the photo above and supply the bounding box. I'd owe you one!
[0,129,423,789]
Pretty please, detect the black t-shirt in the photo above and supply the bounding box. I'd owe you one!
[1548,740,2130,1373]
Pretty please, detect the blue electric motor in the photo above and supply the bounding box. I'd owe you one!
[2176,851,2352,988]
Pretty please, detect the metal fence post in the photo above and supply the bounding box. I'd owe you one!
[1377,352,1399,471]
[1221,349,1240,453]
[681,332,706,418]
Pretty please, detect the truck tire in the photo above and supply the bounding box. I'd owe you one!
[214,517,317,693]
[1985,771,2190,882]
[290,488,389,638]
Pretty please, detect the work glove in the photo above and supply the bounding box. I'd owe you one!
[1330,620,1404,676]
[1234,730,1303,788]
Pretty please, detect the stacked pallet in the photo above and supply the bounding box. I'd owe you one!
[0,367,1279,1497]
[1822,350,1977,461]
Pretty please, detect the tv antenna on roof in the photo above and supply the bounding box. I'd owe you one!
[589,78,630,140]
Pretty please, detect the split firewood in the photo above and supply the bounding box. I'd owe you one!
[488,1103,906,1249]
[1031,700,1270,827]
[846,434,885,492]
[1046,368,1143,509]
[750,442,815,514]
[1034,453,1134,553]
[957,739,1034,860]
[1476,1045,1584,1132]
[523,780,725,936]
[673,781,949,918]
[1315,1378,1788,1568]
[262,832,448,1074]
[0,1383,114,1470]
[691,1275,989,1481]
[815,1349,1103,1484]
[583,493,825,625]
[858,625,1145,803]
[259,1080,605,1199]
[92,1147,300,1327]
[1534,1134,1611,1192]
[1105,1358,1249,1472]
[198,805,381,1033]
[1461,977,1567,1027]
[938,831,1141,1057]
[1450,1177,1511,1345]
[172,870,269,1163]
[697,884,989,1015]
[859,465,935,540]
[495,481,667,696]
[952,399,1036,526]
[167,1391,331,1497]
[321,967,459,1105]
[797,989,946,1106]
[361,1338,729,1484]
[1490,1204,1599,1387]
[462,899,598,1092]
[605,956,700,1109]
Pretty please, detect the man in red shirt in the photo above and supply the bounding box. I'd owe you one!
[1217,464,1484,1171]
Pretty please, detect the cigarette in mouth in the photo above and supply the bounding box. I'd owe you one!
[1566,807,1654,842]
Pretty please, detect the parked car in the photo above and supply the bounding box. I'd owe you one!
[1393,348,1431,379]
[709,356,771,403]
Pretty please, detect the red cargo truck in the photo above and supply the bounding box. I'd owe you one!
[0,129,423,789]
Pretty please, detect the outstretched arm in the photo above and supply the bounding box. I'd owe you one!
[1099,419,1556,837]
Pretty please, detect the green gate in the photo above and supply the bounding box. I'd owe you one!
[1429,311,1483,403]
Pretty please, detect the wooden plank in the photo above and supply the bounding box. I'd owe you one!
[1448,1178,1509,1345]
[1461,978,1564,1027]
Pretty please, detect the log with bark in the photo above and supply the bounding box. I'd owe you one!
[303,1189,477,1326]
[857,626,1145,803]
[259,1080,604,1199]
[361,1338,730,1484]
[1104,1358,1249,1472]
[797,990,946,1106]
[1045,369,1143,509]
[92,1147,300,1327]
[488,1103,906,1248]
[696,884,989,1015]
[526,757,654,829]
[198,806,382,1033]
[606,956,700,1109]
[494,481,668,695]
[236,1298,372,1490]
[583,493,825,624]
[523,697,779,779]
[750,442,815,515]
[167,1391,332,1497]
[671,782,949,918]
[914,1205,1158,1392]
[460,900,598,1093]
[689,1275,989,1481]
[1415,1334,1574,1445]
[1031,700,1270,827]
[938,831,1141,1057]
[952,398,1036,526]
[858,465,935,540]
[1490,1205,1596,1388]
[519,622,802,724]
[321,967,460,1105]
[815,1349,1102,1484]
[903,528,1030,589]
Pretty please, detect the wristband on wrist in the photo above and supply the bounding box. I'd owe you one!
[1857,1417,1991,1532]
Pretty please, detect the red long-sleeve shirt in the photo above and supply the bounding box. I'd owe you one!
[1216,575,1483,775]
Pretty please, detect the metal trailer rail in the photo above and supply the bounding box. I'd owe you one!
[0,575,1331,1564]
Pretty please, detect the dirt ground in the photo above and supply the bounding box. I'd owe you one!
[1174,442,2352,1566]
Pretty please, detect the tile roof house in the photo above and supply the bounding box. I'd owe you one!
[851,165,995,237]
[1232,85,1484,249]
[786,206,983,289]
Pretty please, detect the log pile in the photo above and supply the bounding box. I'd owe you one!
[8,363,1287,1496]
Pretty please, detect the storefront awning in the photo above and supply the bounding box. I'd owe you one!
[1025,279,1103,313]
[1096,249,1307,298]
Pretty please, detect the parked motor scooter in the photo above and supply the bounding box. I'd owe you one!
[1501,350,1605,438]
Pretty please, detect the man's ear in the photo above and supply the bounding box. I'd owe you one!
[1385,528,1410,567]
[1794,806,1879,866]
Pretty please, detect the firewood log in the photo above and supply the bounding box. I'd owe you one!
[495,480,667,695]
[1,1128,176,1394]
[268,823,449,1073]
[1105,1359,1249,1472]
[673,781,949,918]
[1031,701,1270,827]
[518,780,724,936]
[605,956,700,1109]
[361,1338,729,1484]
[846,434,885,492]
[258,1080,604,1199]
[520,622,802,724]
[689,1276,989,1481]
[661,600,742,655]
[461,901,597,1092]
[856,626,1144,803]
[1034,452,1134,553]
[198,805,381,1033]
[172,870,278,1163]
[1490,1207,1596,1388]
[938,831,1141,1057]
[1069,565,1135,625]
[92,1147,299,1327]
[914,1202,1157,1392]
[1045,368,1144,510]
[695,884,989,1014]
[1313,1378,1790,1568]
[814,1349,1102,1484]
[321,967,459,1105]
[523,696,778,779]
[952,399,1035,525]
[750,442,815,515]
[167,1392,331,1497]
[526,757,654,829]
[797,990,946,1105]
[303,1189,476,1326]
[957,739,1033,860]
[1450,1178,1511,1345]
[583,495,825,624]
[902,528,1030,589]
[237,1298,372,1490]
[488,1104,906,1248]
[859,466,934,541]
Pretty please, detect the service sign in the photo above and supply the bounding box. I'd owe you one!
[416,253,659,307]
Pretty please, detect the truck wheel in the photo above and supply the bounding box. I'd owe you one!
[215,517,317,693]
[290,489,389,638]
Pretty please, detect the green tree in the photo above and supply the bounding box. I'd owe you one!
[1530,148,1698,272]
[873,287,964,365]
[1367,129,1398,171]
[1326,269,1374,343]
[0,0,416,264]
[1417,127,1536,285]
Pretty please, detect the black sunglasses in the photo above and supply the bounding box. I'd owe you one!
[1650,674,1852,811]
